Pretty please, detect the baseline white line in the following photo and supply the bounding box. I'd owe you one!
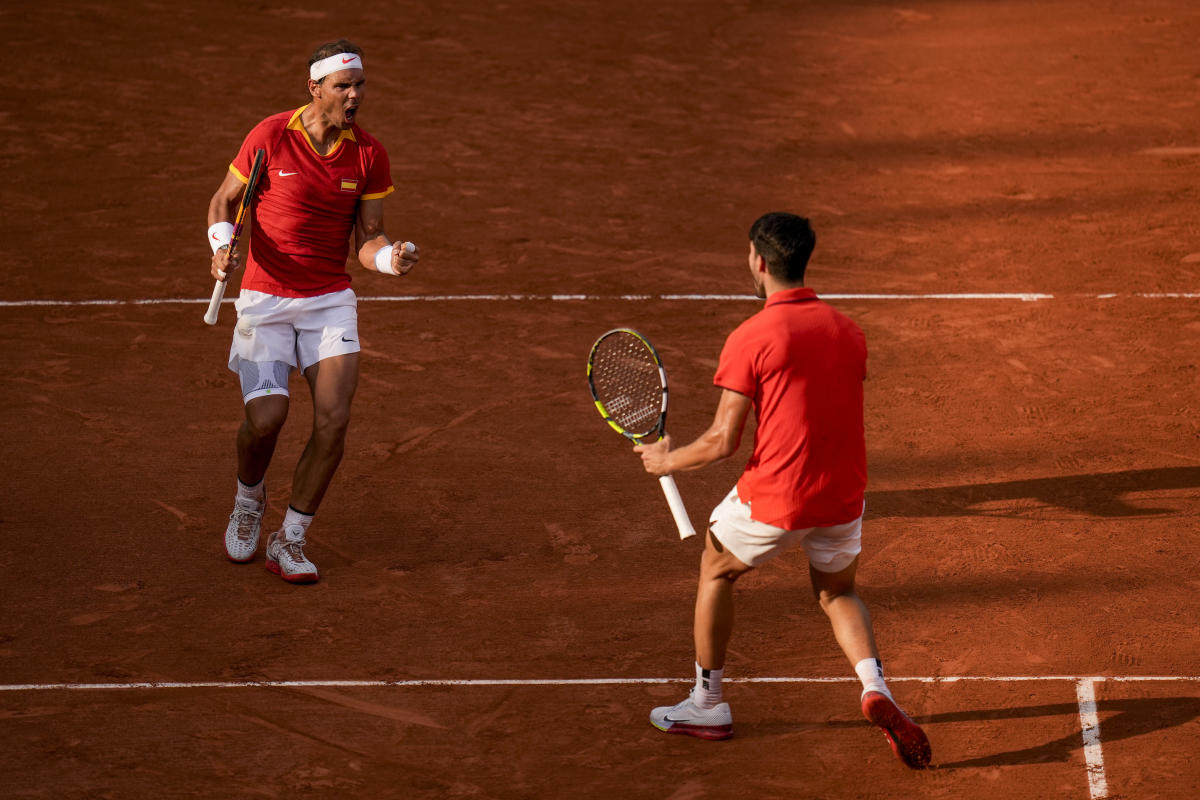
[0,293,1041,307]
[3,674,1198,692]
[0,678,676,692]
[7,291,1200,308]
[3,292,1199,309]
[820,293,1054,301]
[1076,677,1110,800]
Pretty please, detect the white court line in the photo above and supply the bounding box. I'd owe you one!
[1076,677,1109,800]
[6,673,1192,796]
[3,674,1198,691]
[0,293,1032,307]
[0,292,1198,308]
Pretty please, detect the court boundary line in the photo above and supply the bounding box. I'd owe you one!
[3,673,1196,691]
[2,292,1200,309]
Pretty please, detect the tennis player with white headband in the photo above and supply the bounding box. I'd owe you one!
[206,38,420,584]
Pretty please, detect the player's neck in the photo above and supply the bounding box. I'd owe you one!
[762,276,805,299]
[300,106,345,155]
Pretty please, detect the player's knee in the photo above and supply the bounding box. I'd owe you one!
[808,551,860,604]
[700,548,753,584]
[811,572,855,606]
[813,580,858,611]
[244,401,288,439]
[312,405,352,441]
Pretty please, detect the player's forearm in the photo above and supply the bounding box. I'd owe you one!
[664,427,740,473]
[357,235,390,271]
[205,189,241,266]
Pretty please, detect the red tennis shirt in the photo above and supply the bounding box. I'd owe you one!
[713,287,868,529]
[229,106,395,297]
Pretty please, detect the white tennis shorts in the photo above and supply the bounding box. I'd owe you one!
[708,487,863,572]
[227,288,359,402]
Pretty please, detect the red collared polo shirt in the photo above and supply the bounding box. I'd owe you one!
[713,287,868,529]
[229,106,395,298]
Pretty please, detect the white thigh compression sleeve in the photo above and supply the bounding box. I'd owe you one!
[238,360,293,403]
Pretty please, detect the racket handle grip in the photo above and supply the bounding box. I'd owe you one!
[203,280,227,326]
[658,475,696,539]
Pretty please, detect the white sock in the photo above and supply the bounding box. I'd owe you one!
[855,657,891,699]
[693,662,724,709]
[283,506,313,536]
[236,477,264,508]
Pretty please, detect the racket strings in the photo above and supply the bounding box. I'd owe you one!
[591,335,664,437]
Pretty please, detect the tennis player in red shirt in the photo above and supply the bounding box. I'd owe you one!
[207,40,419,584]
[635,212,931,768]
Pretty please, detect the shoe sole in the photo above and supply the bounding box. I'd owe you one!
[862,692,931,769]
[265,559,319,584]
[651,720,733,741]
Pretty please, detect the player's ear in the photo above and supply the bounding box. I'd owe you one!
[748,241,766,273]
[307,78,321,99]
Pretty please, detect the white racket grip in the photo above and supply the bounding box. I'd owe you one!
[203,280,227,326]
[658,475,696,539]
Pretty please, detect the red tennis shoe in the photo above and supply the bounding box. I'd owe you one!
[862,691,932,769]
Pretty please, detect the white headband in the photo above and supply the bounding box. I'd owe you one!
[310,52,363,82]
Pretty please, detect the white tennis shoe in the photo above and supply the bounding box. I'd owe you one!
[650,690,733,740]
[265,525,319,584]
[224,495,265,563]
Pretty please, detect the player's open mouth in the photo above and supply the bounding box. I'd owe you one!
[345,106,358,123]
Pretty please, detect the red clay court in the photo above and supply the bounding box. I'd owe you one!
[2,1,1198,798]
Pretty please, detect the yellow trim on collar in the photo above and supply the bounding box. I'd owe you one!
[287,105,357,156]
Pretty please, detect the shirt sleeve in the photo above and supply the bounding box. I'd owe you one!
[361,142,394,200]
[229,120,272,184]
[713,323,757,397]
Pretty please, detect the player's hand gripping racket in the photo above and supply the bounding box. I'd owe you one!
[203,147,266,325]
[588,328,697,539]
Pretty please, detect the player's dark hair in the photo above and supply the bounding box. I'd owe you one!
[748,212,816,284]
[309,39,364,84]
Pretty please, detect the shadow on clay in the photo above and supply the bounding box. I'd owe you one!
[771,696,1200,769]
[864,466,1200,520]
[920,695,1200,770]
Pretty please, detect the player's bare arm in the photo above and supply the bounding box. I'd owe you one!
[636,389,752,476]
[207,170,247,280]
[355,197,419,276]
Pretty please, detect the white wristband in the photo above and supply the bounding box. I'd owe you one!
[375,244,396,274]
[208,221,235,254]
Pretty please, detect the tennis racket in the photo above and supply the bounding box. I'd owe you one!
[588,328,696,539]
[203,147,266,326]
